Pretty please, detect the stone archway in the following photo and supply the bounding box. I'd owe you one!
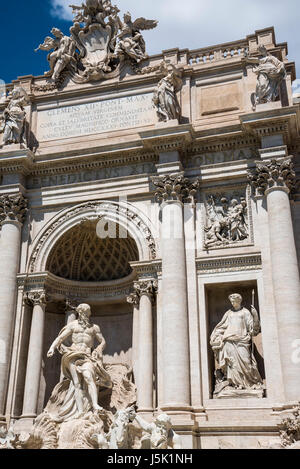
[28,200,158,274]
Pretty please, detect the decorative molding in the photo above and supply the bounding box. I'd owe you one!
[196,254,262,274]
[29,201,157,273]
[0,193,27,225]
[248,158,296,195]
[129,279,158,304]
[26,290,47,306]
[152,173,199,203]
[19,272,136,304]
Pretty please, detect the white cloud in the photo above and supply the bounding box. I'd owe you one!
[50,0,300,78]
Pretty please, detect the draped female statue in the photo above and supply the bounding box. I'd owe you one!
[210,293,264,398]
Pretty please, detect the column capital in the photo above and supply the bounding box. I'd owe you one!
[248,158,296,196]
[152,173,199,203]
[126,292,140,307]
[0,193,28,225]
[130,279,158,303]
[26,290,47,307]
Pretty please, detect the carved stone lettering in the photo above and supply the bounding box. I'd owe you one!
[37,93,156,141]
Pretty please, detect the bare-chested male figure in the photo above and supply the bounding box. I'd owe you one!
[47,304,112,420]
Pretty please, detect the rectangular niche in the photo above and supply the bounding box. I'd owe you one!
[205,280,266,400]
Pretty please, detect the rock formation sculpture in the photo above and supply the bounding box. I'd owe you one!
[210,293,264,398]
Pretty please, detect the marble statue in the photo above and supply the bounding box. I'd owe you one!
[35,0,158,87]
[134,413,182,449]
[245,45,286,106]
[204,195,248,248]
[210,293,264,398]
[113,13,158,63]
[36,28,77,82]
[107,406,136,449]
[46,303,112,421]
[153,62,183,122]
[0,87,29,146]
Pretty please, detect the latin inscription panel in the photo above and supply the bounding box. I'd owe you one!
[37,93,156,142]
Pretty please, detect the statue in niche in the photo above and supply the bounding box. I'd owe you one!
[0,87,29,146]
[113,12,157,63]
[46,303,112,420]
[35,28,77,82]
[134,414,182,449]
[245,45,286,107]
[153,62,183,122]
[210,293,264,398]
[204,194,248,248]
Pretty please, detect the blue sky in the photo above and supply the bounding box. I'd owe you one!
[1,0,300,92]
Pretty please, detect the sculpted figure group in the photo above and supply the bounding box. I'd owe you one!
[36,0,158,84]
[4,303,181,450]
[204,194,248,248]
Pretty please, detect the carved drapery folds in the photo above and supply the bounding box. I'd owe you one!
[153,62,183,123]
[35,0,158,89]
[0,87,29,146]
[204,192,249,248]
[0,194,28,225]
[152,173,199,203]
[248,158,296,195]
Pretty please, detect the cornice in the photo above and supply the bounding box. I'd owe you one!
[196,253,262,274]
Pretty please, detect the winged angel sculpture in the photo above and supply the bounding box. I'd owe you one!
[35,0,158,87]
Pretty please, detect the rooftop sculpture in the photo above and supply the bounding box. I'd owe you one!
[36,0,158,86]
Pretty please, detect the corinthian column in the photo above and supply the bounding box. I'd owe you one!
[129,280,157,412]
[249,158,300,401]
[0,194,27,417]
[152,173,198,410]
[127,291,140,391]
[22,290,47,419]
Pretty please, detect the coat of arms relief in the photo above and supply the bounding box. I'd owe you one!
[35,0,158,89]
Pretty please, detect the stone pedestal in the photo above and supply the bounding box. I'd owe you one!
[22,291,47,419]
[0,194,27,417]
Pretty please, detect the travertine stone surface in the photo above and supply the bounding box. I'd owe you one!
[22,291,47,418]
[249,158,300,401]
[0,194,27,416]
[1,18,300,449]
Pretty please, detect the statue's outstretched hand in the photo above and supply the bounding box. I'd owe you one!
[47,348,55,358]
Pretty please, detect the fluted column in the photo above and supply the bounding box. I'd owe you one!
[249,158,300,401]
[0,194,27,417]
[22,290,47,418]
[152,173,198,410]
